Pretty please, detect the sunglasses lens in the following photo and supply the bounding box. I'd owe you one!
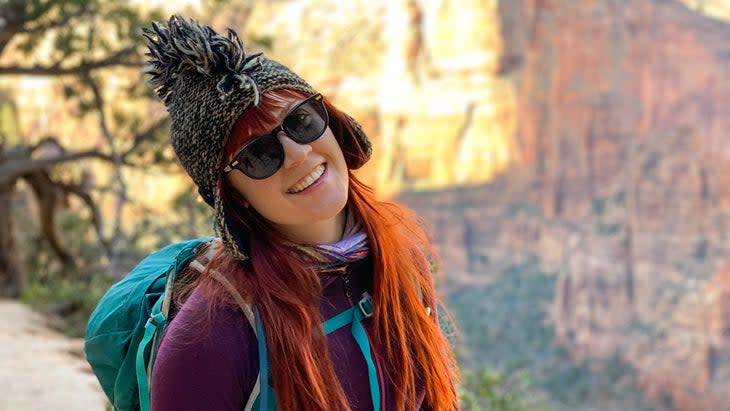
[282,99,328,144]
[225,95,328,179]
[236,136,284,179]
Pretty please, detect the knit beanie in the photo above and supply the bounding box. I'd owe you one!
[142,15,372,260]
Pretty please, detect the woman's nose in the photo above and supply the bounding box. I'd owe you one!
[279,132,312,169]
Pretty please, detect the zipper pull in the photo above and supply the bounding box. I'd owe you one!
[343,272,352,299]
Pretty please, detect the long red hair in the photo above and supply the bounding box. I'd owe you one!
[180,89,459,410]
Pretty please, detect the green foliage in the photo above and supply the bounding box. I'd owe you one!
[446,257,659,410]
[693,238,709,260]
[0,99,21,143]
[21,271,114,337]
[641,152,661,175]
[592,197,606,215]
[5,2,249,316]
[15,182,215,337]
[18,210,118,336]
[597,222,622,236]
[130,184,215,249]
[460,368,551,411]
[613,190,625,206]
[449,257,554,372]
[508,202,542,218]
[169,187,215,236]
[626,318,662,339]
[250,35,275,50]
[2,0,183,313]
[7,0,170,148]
[16,1,143,58]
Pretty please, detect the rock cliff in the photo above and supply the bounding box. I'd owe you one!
[498,1,730,408]
[398,1,730,409]
[238,0,518,196]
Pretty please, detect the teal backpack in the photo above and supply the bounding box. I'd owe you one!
[84,237,381,411]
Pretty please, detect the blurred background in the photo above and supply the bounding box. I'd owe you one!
[1,0,730,410]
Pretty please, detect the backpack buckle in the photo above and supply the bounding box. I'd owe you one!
[147,311,166,327]
[358,292,374,318]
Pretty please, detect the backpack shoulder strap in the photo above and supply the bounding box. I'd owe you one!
[320,292,380,410]
[137,238,212,411]
[188,241,256,329]
[188,239,260,411]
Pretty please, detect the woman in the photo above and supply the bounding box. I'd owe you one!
[143,15,459,411]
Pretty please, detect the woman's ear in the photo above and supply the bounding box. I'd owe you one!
[222,176,251,209]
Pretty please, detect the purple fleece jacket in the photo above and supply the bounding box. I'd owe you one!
[150,258,435,410]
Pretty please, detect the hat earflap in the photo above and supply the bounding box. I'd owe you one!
[214,191,250,261]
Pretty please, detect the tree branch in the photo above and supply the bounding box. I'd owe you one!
[123,117,169,157]
[24,171,74,269]
[83,72,128,247]
[20,5,95,35]
[1,120,167,188]
[55,180,112,259]
[30,136,66,154]
[0,150,119,186]
[0,0,26,55]
[0,47,143,76]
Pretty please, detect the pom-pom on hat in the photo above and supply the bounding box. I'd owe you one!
[142,15,372,260]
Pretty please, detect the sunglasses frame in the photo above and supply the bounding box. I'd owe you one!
[223,94,328,179]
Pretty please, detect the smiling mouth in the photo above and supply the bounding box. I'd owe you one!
[287,164,326,194]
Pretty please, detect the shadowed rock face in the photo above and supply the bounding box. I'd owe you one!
[406,1,730,409]
[501,0,730,219]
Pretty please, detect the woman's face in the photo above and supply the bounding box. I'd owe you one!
[225,97,350,245]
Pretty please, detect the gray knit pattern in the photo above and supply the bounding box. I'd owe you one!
[142,15,371,260]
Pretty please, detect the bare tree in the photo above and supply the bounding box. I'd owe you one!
[0,0,171,297]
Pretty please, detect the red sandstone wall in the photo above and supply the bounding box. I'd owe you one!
[402,1,730,409]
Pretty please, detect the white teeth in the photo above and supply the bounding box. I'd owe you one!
[288,164,325,193]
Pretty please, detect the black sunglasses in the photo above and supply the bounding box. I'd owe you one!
[223,94,329,179]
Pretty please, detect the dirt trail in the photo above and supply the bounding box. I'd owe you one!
[0,300,107,411]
